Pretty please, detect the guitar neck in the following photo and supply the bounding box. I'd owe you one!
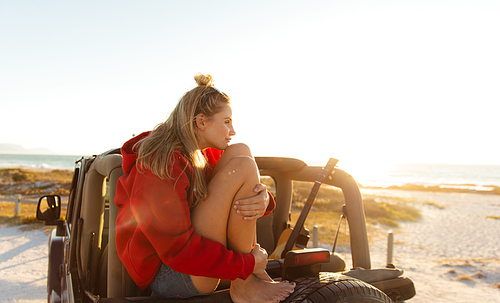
[283,182,321,252]
[282,158,338,258]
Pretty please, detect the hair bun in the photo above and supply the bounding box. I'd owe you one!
[194,73,214,87]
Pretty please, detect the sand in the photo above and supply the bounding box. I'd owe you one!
[361,189,500,302]
[0,226,48,302]
[1,190,499,302]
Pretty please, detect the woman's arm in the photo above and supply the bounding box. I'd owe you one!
[129,170,255,281]
[233,183,276,220]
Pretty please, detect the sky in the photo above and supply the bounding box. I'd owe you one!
[1,0,499,171]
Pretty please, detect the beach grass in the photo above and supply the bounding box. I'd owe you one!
[372,195,447,209]
[0,201,38,219]
[2,170,424,240]
[0,168,72,197]
[457,275,475,281]
[273,181,424,246]
[471,272,487,279]
[0,201,67,233]
[0,168,70,230]
[0,167,72,182]
[364,183,500,195]
[456,272,487,281]
[439,257,500,266]
[1,201,43,229]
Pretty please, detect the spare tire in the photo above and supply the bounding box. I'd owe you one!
[284,272,393,303]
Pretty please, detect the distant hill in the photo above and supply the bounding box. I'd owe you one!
[0,143,55,155]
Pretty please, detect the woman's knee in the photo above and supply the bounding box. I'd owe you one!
[224,143,253,158]
[213,144,254,176]
[225,155,258,177]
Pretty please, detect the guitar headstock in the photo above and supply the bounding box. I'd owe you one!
[317,158,338,182]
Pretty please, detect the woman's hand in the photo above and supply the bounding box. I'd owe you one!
[234,183,269,220]
[251,244,268,274]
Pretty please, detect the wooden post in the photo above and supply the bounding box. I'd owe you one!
[312,225,319,248]
[387,231,394,266]
[14,195,22,217]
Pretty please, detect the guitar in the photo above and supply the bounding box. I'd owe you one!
[269,158,338,259]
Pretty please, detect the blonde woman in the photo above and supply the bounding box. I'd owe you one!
[115,74,295,302]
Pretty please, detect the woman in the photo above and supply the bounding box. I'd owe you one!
[115,73,295,302]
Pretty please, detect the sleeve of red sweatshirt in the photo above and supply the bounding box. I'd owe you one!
[128,163,255,281]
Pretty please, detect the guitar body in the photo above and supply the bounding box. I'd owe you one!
[269,228,310,259]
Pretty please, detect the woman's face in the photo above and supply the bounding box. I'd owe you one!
[196,103,235,150]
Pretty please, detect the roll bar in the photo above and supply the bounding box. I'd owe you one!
[255,157,371,270]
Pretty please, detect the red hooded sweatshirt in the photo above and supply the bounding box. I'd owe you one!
[115,132,274,292]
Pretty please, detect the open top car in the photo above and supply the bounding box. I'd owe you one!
[37,149,415,302]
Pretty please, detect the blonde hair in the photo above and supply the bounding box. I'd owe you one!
[135,73,230,207]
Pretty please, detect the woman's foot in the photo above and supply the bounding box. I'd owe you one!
[254,270,275,282]
[230,274,295,303]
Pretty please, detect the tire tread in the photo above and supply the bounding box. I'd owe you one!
[285,273,393,303]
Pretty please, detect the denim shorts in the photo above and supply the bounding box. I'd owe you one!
[150,263,211,299]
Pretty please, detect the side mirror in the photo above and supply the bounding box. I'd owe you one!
[37,195,61,222]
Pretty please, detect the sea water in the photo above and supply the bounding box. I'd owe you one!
[307,159,500,191]
[0,154,81,170]
[345,163,500,189]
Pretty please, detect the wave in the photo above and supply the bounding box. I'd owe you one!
[361,183,500,195]
[0,154,79,170]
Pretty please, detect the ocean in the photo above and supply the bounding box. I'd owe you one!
[343,163,500,190]
[306,160,500,191]
[1,154,499,190]
[0,154,81,170]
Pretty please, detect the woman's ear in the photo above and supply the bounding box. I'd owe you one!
[195,114,206,130]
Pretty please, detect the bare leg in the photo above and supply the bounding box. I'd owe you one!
[190,145,294,302]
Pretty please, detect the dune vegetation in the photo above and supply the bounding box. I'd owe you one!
[0,200,67,232]
[0,168,72,197]
[0,168,71,230]
[363,183,500,195]
[1,169,424,244]
[261,178,424,247]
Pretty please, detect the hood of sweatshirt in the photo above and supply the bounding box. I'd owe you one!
[120,131,150,175]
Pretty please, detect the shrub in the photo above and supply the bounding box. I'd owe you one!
[457,275,474,281]
[363,198,422,226]
[12,172,29,182]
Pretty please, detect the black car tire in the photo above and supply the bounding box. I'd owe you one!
[284,273,393,303]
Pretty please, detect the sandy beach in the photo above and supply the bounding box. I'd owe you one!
[0,226,48,302]
[1,189,499,302]
[363,189,500,302]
